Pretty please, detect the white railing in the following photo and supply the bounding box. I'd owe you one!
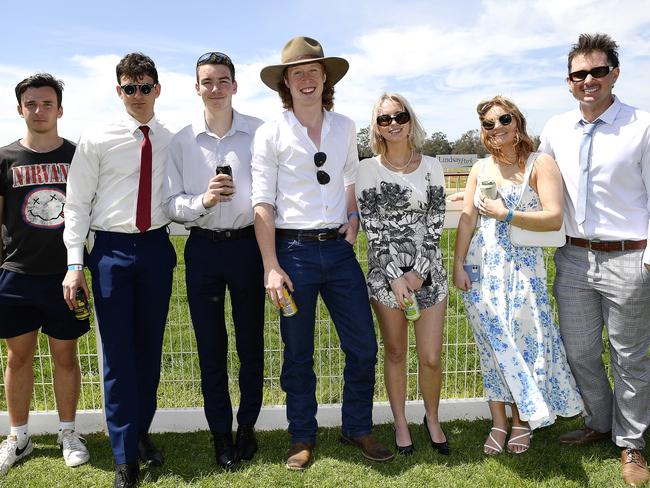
[1,197,507,434]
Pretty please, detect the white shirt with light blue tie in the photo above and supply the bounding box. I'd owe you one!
[539,96,650,265]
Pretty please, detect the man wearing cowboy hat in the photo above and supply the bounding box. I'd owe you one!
[251,36,393,470]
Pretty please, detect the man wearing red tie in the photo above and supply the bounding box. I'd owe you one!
[62,52,176,488]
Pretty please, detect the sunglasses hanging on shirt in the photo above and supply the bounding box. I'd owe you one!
[314,152,330,185]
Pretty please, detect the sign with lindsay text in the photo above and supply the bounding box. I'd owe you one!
[437,154,477,173]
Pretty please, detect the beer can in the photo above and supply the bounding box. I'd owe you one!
[480,179,498,199]
[73,288,90,321]
[403,293,421,322]
[280,284,298,317]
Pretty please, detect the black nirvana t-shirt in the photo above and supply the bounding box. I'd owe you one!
[0,139,75,275]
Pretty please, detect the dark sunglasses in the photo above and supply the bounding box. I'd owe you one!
[196,51,233,67]
[568,65,613,82]
[120,83,156,96]
[481,113,513,130]
[314,152,330,185]
[376,111,411,127]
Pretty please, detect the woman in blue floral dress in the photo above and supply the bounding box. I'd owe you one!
[453,96,584,455]
[356,93,448,456]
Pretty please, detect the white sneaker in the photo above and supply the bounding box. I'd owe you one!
[57,430,89,467]
[0,435,33,476]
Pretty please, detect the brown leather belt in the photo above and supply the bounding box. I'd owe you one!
[277,228,341,241]
[190,225,255,241]
[566,236,647,252]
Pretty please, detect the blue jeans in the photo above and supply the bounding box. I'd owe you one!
[277,235,378,443]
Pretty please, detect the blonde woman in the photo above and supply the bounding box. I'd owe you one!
[356,93,448,456]
[453,96,584,455]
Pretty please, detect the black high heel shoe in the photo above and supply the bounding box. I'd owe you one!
[423,415,450,455]
[394,426,414,456]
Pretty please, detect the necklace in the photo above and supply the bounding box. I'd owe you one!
[383,150,414,171]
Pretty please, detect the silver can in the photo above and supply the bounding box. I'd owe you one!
[480,179,498,199]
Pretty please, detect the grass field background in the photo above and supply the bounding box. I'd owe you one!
[0,229,563,413]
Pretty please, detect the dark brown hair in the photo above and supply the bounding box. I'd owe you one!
[477,96,534,167]
[568,33,619,72]
[15,73,64,107]
[116,52,158,84]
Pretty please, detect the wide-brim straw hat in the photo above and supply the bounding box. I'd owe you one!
[260,36,349,91]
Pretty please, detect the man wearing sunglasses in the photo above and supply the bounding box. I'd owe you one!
[539,33,650,487]
[163,52,264,470]
[251,36,393,470]
[62,52,175,488]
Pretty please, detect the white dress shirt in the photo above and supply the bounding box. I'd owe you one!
[64,114,174,264]
[539,96,650,264]
[251,109,358,229]
[164,110,263,230]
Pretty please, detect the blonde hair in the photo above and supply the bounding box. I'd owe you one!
[476,95,534,167]
[370,92,426,156]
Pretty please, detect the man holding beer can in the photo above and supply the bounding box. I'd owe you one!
[163,51,265,470]
[0,74,90,476]
[251,36,393,470]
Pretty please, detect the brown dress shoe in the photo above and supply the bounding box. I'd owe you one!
[286,442,314,470]
[558,427,611,446]
[621,448,649,487]
[340,433,395,462]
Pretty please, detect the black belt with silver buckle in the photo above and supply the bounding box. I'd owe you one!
[566,236,647,252]
[277,228,341,242]
[190,225,255,241]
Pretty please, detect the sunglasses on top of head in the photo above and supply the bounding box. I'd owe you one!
[568,65,613,83]
[120,83,156,96]
[481,113,513,130]
[196,51,233,67]
[314,152,330,185]
[376,111,411,127]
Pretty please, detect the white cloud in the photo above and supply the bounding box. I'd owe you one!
[1,1,649,144]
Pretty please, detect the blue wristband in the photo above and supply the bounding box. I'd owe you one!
[347,211,360,220]
[68,264,83,271]
[504,209,514,223]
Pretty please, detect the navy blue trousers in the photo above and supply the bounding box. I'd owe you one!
[185,234,264,434]
[276,236,378,443]
[88,227,176,464]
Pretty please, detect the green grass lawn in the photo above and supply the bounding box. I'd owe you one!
[2,416,645,487]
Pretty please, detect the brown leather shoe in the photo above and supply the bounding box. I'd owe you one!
[340,433,395,462]
[558,427,611,446]
[621,449,649,487]
[285,442,314,470]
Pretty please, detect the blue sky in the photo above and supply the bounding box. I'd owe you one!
[2,0,650,143]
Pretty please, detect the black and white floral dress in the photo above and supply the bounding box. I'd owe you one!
[355,155,447,309]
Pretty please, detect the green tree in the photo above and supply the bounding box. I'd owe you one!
[451,129,487,156]
[421,131,452,156]
[357,125,373,159]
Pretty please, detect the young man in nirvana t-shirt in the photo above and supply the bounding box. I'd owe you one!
[0,73,90,476]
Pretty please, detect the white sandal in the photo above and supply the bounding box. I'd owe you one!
[507,426,532,454]
[483,427,507,455]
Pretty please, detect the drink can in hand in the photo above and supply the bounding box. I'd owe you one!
[280,284,298,317]
[480,179,498,199]
[403,293,421,321]
[73,288,90,321]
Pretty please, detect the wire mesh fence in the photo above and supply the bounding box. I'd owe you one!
[0,174,561,415]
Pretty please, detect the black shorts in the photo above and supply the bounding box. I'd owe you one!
[0,269,90,340]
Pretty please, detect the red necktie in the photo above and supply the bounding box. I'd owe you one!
[136,125,152,233]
